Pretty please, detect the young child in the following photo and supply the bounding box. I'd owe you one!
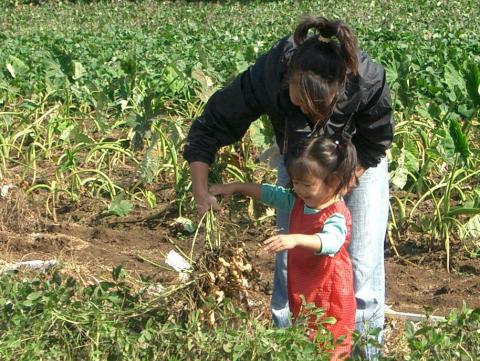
[210,136,358,359]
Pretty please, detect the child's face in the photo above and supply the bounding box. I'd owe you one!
[291,174,335,209]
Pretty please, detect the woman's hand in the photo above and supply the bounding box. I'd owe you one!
[342,166,365,195]
[263,235,298,253]
[190,161,222,215]
[195,183,239,216]
[194,191,220,216]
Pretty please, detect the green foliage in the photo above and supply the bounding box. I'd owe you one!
[5,0,137,7]
[449,119,469,161]
[107,192,133,216]
[1,270,479,360]
[0,3,479,356]
[0,270,338,360]
[404,306,480,360]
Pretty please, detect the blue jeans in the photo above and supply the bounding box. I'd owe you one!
[271,157,291,327]
[272,157,389,358]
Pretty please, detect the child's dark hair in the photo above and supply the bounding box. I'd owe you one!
[287,16,358,123]
[286,136,358,197]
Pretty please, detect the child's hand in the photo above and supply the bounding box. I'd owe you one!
[209,184,236,197]
[263,235,298,253]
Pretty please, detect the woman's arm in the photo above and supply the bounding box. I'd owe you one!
[184,38,289,213]
[183,36,293,166]
[190,161,220,215]
[185,63,266,214]
[352,54,394,169]
[183,40,285,165]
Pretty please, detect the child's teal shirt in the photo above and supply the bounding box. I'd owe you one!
[260,184,347,255]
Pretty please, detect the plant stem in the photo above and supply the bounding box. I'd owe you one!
[442,153,459,272]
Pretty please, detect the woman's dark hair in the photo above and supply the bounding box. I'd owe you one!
[286,136,358,197]
[287,16,358,123]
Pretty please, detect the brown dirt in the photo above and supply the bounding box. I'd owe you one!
[385,243,479,316]
[2,192,478,313]
[1,187,479,350]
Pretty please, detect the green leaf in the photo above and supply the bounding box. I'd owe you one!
[321,316,337,325]
[222,342,233,353]
[108,193,133,217]
[459,215,480,240]
[457,104,474,119]
[59,124,75,141]
[427,103,442,120]
[112,265,125,281]
[107,294,121,304]
[191,67,215,103]
[464,63,480,107]
[139,133,160,183]
[444,62,465,95]
[448,119,469,160]
[144,190,157,209]
[74,131,94,145]
[403,139,420,173]
[6,63,15,78]
[174,217,195,233]
[390,153,409,189]
[164,65,185,94]
[73,61,86,80]
[447,207,480,217]
[390,138,419,190]
[27,291,43,301]
[6,56,29,78]
[249,120,271,151]
[435,127,456,163]
[143,330,152,341]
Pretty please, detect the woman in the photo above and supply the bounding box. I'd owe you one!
[183,16,393,358]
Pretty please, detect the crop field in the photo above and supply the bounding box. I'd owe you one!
[0,0,479,359]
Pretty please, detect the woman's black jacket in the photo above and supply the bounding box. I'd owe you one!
[183,36,394,169]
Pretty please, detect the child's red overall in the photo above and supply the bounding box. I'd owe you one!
[288,199,356,360]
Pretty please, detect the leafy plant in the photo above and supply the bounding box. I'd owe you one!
[107,192,133,217]
[404,306,480,360]
[0,269,341,360]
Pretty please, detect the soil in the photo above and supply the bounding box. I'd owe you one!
[1,187,479,346]
[385,242,479,316]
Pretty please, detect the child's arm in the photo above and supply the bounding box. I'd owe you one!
[263,213,347,255]
[210,183,294,213]
[263,234,321,253]
[210,182,261,200]
[314,213,347,255]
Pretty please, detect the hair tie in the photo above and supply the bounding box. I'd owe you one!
[318,34,333,43]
